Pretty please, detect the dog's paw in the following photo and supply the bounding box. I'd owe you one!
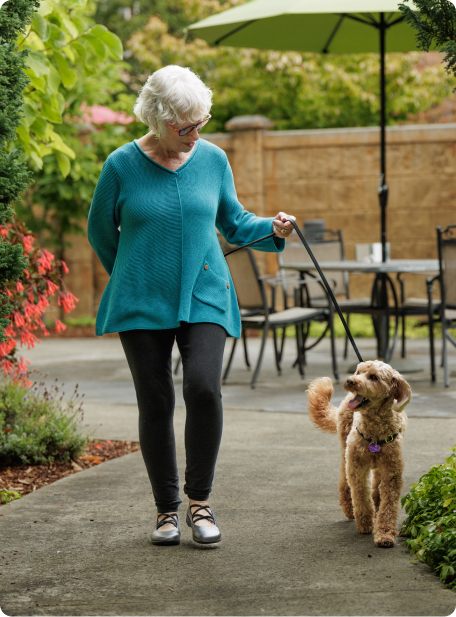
[356,521,374,534]
[341,504,355,520]
[375,533,396,548]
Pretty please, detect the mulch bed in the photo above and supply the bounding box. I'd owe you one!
[0,439,140,503]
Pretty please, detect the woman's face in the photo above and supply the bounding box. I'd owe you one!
[161,117,203,153]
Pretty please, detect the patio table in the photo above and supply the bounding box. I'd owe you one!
[282,259,439,368]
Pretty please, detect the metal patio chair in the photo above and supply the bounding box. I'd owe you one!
[223,247,339,388]
[427,224,456,387]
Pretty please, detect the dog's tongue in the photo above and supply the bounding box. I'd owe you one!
[348,394,363,409]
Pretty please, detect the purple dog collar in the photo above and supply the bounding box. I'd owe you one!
[356,427,399,452]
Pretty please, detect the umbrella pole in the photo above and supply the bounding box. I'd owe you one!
[379,12,388,263]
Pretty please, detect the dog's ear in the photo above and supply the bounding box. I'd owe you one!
[391,372,412,412]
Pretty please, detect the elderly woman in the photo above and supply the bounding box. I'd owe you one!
[88,65,295,546]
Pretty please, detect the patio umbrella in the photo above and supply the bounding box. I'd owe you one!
[187,0,420,262]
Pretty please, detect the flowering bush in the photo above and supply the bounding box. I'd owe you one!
[0,374,87,466]
[0,217,78,384]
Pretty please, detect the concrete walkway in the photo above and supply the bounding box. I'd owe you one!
[1,336,456,616]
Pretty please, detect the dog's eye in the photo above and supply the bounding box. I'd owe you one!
[369,374,378,380]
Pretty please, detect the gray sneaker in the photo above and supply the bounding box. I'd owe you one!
[186,504,222,544]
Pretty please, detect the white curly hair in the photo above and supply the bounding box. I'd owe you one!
[133,65,213,136]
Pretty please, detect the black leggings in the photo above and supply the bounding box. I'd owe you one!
[119,322,226,513]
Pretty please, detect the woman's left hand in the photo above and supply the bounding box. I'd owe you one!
[273,212,296,238]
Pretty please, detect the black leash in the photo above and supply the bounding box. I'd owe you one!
[223,219,364,363]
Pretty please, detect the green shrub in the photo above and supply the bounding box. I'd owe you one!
[400,447,456,589]
[0,376,88,466]
[0,488,21,505]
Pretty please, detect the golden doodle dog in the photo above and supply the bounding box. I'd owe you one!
[307,360,411,548]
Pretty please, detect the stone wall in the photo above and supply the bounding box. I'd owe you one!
[64,118,456,317]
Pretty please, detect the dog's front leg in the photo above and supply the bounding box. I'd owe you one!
[374,459,404,548]
[346,449,374,534]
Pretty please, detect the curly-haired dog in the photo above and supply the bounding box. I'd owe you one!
[307,360,411,548]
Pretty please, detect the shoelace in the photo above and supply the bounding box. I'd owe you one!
[189,505,216,525]
[156,513,178,530]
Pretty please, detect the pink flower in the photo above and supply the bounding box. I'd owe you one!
[54,319,67,334]
[45,280,59,296]
[61,260,70,274]
[20,330,40,349]
[37,249,54,273]
[13,312,25,328]
[3,360,13,375]
[58,292,78,313]
[22,235,34,253]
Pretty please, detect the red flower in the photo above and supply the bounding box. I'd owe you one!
[22,235,34,253]
[54,319,67,334]
[61,260,70,274]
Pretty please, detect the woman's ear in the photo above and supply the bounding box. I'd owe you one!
[392,372,412,412]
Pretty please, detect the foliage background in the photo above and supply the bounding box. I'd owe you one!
[10,0,456,257]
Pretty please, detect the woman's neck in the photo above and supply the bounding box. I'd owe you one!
[136,133,193,171]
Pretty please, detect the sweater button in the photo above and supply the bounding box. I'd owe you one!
[226,283,230,289]
[204,264,208,270]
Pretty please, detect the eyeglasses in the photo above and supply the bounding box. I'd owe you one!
[168,115,212,137]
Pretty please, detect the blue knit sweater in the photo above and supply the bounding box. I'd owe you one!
[87,138,284,338]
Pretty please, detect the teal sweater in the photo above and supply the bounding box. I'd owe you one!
[88,138,284,338]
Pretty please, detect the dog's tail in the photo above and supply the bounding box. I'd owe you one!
[306,377,338,434]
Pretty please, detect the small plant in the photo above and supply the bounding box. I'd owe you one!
[400,446,456,589]
[0,373,88,466]
[0,488,21,505]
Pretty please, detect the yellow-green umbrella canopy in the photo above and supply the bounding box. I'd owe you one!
[187,0,418,53]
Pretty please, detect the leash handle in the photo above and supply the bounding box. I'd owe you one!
[223,221,364,364]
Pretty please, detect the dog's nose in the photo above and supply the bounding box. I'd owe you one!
[346,378,355,387]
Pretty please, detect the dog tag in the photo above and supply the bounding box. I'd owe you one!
[369,443,381,453]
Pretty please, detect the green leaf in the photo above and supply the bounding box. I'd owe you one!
[84,33,107,61]
[55,152,71,178]
[67,0,87,8]
[41,95,62,124]
[89,25,123,60]
[48,63,61,92]
[48,24,67,50]
[71,16,88,35]
[25,73,47,93]
[30,117,48,139]
[443,498,453,507]
[22,103,37,127]
[53,51,76,89]
[25,50,50,78]
[37,0,53,17]
[48,131,76,159]
[61,16,79,40]
[55,92,65,115]
[15,124,30,146]
[32,14,50,41]
[62,46,75,63]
